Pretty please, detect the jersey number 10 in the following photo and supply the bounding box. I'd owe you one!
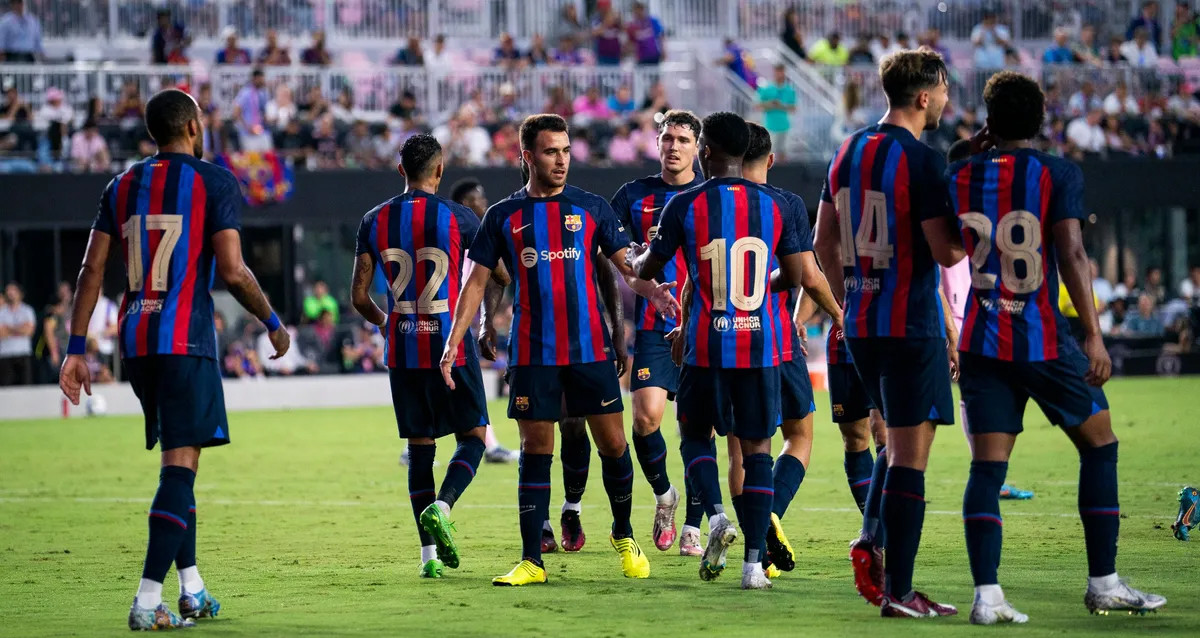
[380,247,451,314]
[699,237,769,312]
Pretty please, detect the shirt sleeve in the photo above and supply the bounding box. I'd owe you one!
[1050,161,1087,225]
[354,212,374,257]
[609,185,632,232]
[593,198,631,257]
[774,192,802,257]
[209,171,243,234]
[788,192,814,252]
[467,206,502,269]
[915,150,954,222]
[648,196,685,261]
[91,177,118,236]
[456,205,482,248]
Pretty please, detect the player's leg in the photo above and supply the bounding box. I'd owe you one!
[406,435,441,574]
[483,423,519,463]
[840,419,874,511]
[763,414,810,574]
[132,444,201,629]
[726,434,743,524]
[556,415,589,552]
[677,364,737,581]
[632,386,680,550]
[679,421,713,557]
[731,367,781,590]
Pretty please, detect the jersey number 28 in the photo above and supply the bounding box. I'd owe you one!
[959,211,1044,294]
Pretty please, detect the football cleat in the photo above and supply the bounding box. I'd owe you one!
[419,503,460,569]
[679,527,703,557]
[850,536,885,606]
[766,513,796,571]
[652,486,680,551]
[969,597,1029,625]
[560,510,586,552]
[493,560,548,586]
[699,515,738,582]
[742,563,773,590]
[419,558,445,579]
[177,588,220,619]
[129,600,194,631]
[999,483,1034,500]
[880,591,958,618]
[611,535,651,578]
[765,562,782,579]
[485,446,520,464]
[541,524,558,554]
[1172,486,1198,541]
[1085,580,1166,615]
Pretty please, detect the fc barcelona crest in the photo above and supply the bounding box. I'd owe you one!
[637,368,651,381]
[515,396,530,411]
[564,214,583,232]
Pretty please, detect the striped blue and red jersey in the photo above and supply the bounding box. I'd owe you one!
[469,185,630,367]
[611,172,704,333]
[355,189,479,369]
[649,177,801,368]
[763,183,813,363]
[92,153,241,360]
[946,148,1085,362]
[821,124,951,340]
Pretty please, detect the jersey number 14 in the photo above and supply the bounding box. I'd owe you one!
[835,189,894,270]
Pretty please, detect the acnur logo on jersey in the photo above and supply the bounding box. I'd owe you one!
[520,246,582,267]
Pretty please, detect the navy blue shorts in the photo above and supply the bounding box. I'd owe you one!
[389,363,489,439]
[958,349,1109,435]
[677,365,781,440]
[779,358,815,421]
[125,355,229,451]
[630,330,679,398]
[827,362,876,424]
[508,361,623,420]
[846,337,954,428]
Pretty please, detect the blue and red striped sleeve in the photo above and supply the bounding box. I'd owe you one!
[92,176,119,236]
[467,204,505,270]
[208,170,242,235]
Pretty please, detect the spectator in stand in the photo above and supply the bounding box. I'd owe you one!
[1102,36,1126,64]
[1168,82,1200,122]
[124,138,157,170]
[258,325,317,376]
[265,83,297,129]
[719,38,757,87]
[83,337,114,385]
[273,118,309,164]
[492,83,521,123]
[257,29,291,66]
[1145,266,1167,304]
[1068,81,1103,117]
[870,33,902,62]
[781,7,805,60]
[68,119,110,172]
[1179,266,1200,307]
[607,84,636,119]
[494,32,524,71]
[329,87,357,126]
[1104,82,1141,116]
[489,120,520,166]
[298,85,329,121]
[38,87,73,160]
[1075,24,1102,65]
[1091,259,1115,305]
[847,36,874,65]
[542,85,573,119]
[1122,26,1160,66]
[387,90,424,128]
[0,282,35,385]
[1102,114,1134,156]
[1122,294,1165,337]
[216,27,251,65]
[391,35,424,66]
[551,34,583,65]
[86,292,118,366]
[370,125,396,168]
[1066,106,1106,155]
[297,309,340,374]
[607,123,637,164]
[592,7,623,65]
[309,113,342,168]
[344,120,375,169]
[572,85,613,126]
[527,33,552,66]
[640,81,670,117]
[425,34,452,68]
[630,116,660,162]
[971,10,1011,69]
[552,3,587,48]
[572,128,593,164]
[1114,271,1140,302]
[1,82,28,120]
[0,0,43,63]
[758,64,795,160]
[1126,1,1162,53]
[301,30,332,66]
[342,321,385,373]
[432,113,490,167]
[1044,27,1080,63]
[41,281,71,369]
[303,280,339,323]
[151,9,189,64]
[627,2,665,65]
[1170,4,1199,60]
[455,88,490,125]
[920,28,951,64]
[808,32,848,65]
[233,68,272,152]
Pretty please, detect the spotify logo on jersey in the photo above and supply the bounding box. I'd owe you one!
[521,247,539,268]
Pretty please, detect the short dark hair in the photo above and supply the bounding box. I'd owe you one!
[658,108,701,137]
[700,111,750,158]
[399,134,442,178]
[983,71,1045,142]
[946,139,972,163]
[144,88,199,146]
[744,122,772,163]
[519,113,568,151]
[878,48,948,109]
[450,178,482,204]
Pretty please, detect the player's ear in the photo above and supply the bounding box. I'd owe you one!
[396,163,406,177]
[916,89,930,110]
[434,159,444,180]
[767,153,775,170]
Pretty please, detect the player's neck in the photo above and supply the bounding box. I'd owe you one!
[660,167,695,186]
[158,141,194,156]
[705,159,743,180]
[741,163,768,184]
[525,179,565,198]
[879,109,926,140]
[405,180,439,195]
[993,139,1033,152]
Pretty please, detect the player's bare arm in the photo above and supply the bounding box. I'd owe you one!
[59,229,111,405]
[613,246,680,318]
[779,251,842,332]
[771,251,841,323]
[813,200,847,303]
[350,252,386,327]
[441,258,491,389]
[596,259,628,377]
[213,228,289,360]
[922,215,967,268]
[1055,218,1111,386]
[667,275,692,367]
[477,277,505,362]
[938,288,960,381]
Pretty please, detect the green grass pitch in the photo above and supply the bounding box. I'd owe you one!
[1,377,1198,637]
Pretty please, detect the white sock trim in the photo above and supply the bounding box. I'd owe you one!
[654,485,677,506]
[681,524,701,536]
[975,584,1004,605]
[177,566,205,595]
[420,545,437,563]
[562,501,582,513]
[434,500,451,517]
[1088,573,1120,591]
[135,578,163,609]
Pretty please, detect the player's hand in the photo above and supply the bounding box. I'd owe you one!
[612,335,628,378]
[477,325,498,362]
[649,281,681,318]
[440,344,457,390]
[58,355,91,406]
[797,324,809,358]
[267,327,290,360]
[1083,333,1112,386]
[829,305,844,336]
[947,342,960,382]
[969,124,994,156]
[624,242,649,269]
[666,326,684,367]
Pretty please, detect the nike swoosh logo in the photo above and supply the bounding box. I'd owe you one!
[643,207,661,213]
[601,398,619,407]
[512,223,532,234]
